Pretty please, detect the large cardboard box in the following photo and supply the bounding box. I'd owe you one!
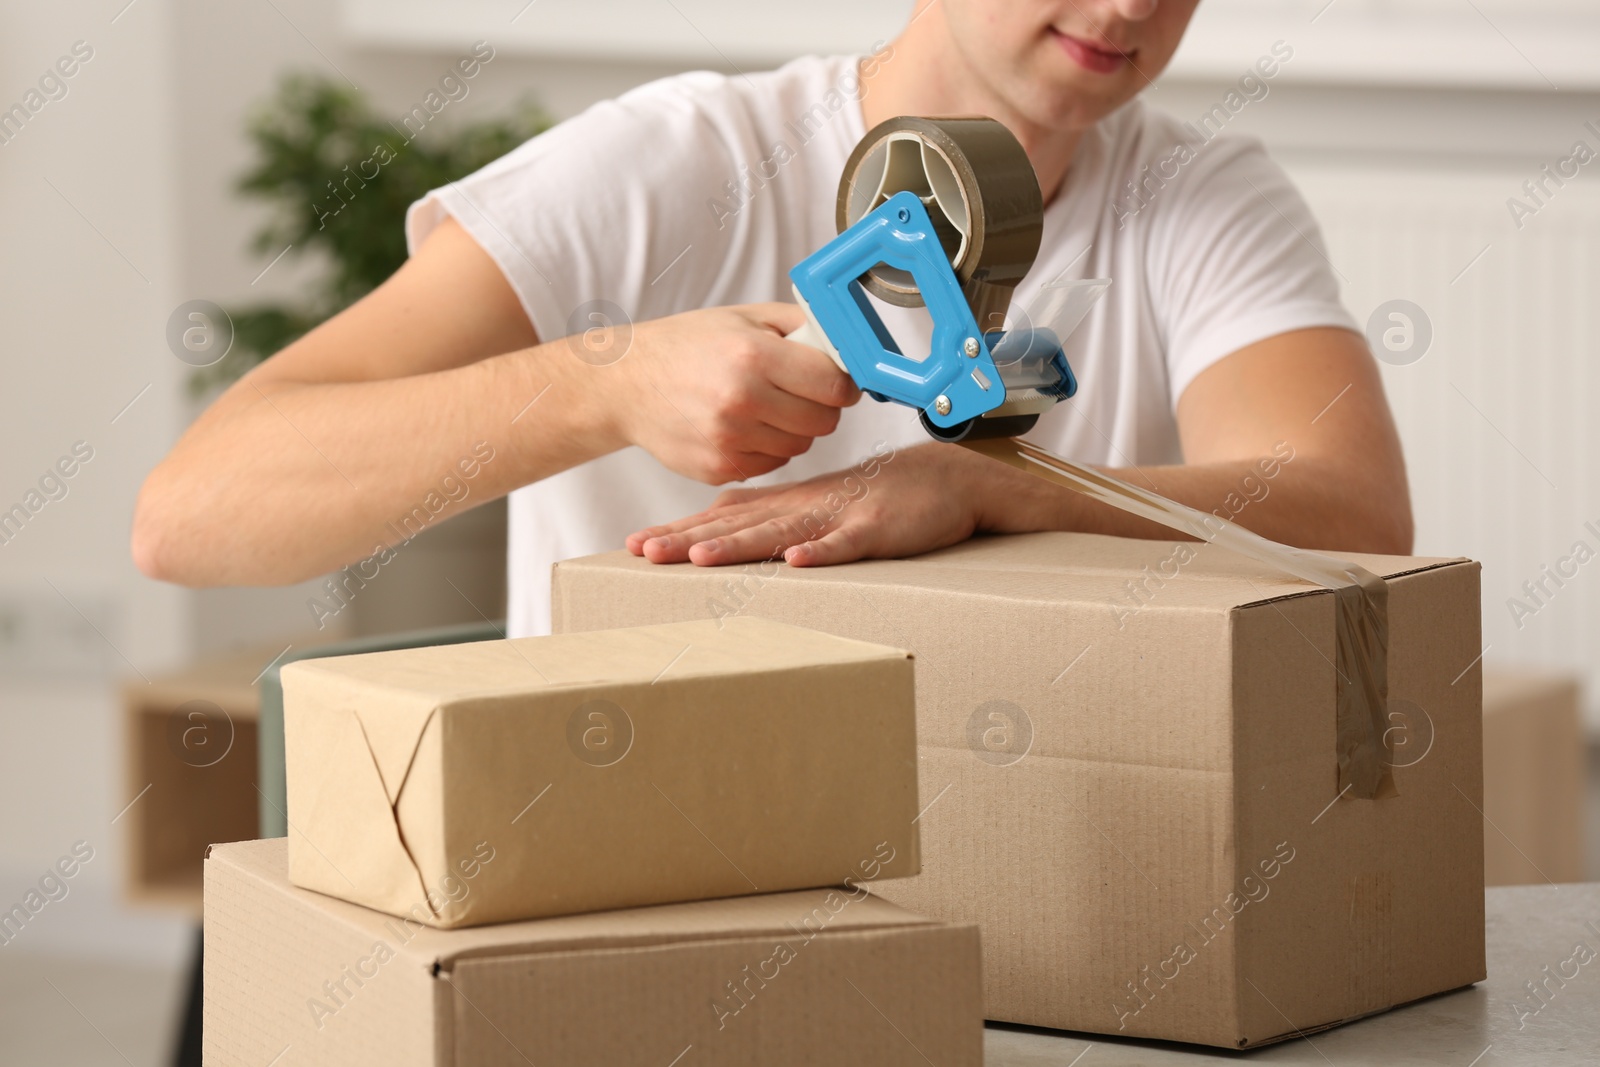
[205,838,982,1066]
[283,617,920,927]
[552,531,1487,1048]
[1482,667,1588,885]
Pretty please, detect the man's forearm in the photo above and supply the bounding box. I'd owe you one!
[132,342,618,587]
[964,441,1413,556]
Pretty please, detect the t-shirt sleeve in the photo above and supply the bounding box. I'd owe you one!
[1146,133,1360,410]
[405,72,739,346]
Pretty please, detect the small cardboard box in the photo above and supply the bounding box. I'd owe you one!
[121,644,269,916]
[205,838,982,1067]
[283,617,920,927]
[1482,667,1588,884]
[551,531,1488,1048]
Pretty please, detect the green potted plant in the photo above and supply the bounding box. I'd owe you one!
[193,74,551,394]
[207,74,550,633]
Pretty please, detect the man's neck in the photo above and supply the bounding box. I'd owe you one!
[857,15,1083,204]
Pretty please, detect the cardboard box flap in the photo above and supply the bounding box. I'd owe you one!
[285,696,433,914]
[214,839,940,970]
[553,534,1466,614]
[281,661,443,917]
[904,533,1464,589]
[1233,554,1471,610]
[283,618,910,700]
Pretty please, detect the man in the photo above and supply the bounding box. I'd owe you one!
[133,0,1412,638]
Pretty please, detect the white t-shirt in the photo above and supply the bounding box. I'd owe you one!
[407,54,1358,638]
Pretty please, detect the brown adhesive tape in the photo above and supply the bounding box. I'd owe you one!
[836,116,1044,333]
[963,436,1396,801]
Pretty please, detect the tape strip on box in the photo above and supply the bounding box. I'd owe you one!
[964,435,1395,800]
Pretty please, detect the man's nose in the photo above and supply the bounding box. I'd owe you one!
[1105,0,1160,21]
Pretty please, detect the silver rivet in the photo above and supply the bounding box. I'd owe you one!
[963,337,980,358]
[934,395,952,416]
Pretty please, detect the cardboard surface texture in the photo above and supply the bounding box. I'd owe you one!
[283,617,919,927]
[551,531,1488,1048]
[1481,667,1587,885]
[205,838,982,1066]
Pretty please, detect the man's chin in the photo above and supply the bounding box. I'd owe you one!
[1008,80,1139,134]
[1004,48,1145,125]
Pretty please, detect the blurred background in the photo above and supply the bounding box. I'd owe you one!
[2,0,1597,1062]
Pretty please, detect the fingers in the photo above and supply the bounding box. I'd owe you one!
[741,302,809,336]
[627,485,789,556]
[634,513,767,563]
[783,524,867,566]
[751,383,845,440]
[694,448,791,485]
[625,512,712,554]
[757,336,862,410]
[633,507,873,568]
[712,486,767,507]
[711,418,816,462]
[629,502,814,567]
[686,517,810,567]
[736,302,858,412]
[656,379,819,470]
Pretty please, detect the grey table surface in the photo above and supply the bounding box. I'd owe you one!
[985,883,1598,1066]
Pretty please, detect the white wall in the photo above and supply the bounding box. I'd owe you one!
[1153,71,1600,726]
[0,0,693,964]
[0,0,194,964]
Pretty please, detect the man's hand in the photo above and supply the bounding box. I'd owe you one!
[606,303,862,484]
[626,442,987,566]
[623,326,1417,568]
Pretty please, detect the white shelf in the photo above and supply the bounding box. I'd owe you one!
[338,0,1600,91]
[338,0,909,66]
[1165,0,1600,91]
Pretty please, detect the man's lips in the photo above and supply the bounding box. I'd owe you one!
[1051,28,1134,75]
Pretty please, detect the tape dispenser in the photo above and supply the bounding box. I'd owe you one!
[788,116,1109,442]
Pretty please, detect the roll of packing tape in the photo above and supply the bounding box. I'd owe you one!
[836,117,1044,334]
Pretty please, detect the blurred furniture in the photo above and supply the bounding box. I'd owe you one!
[121,647,270,915]
[1482,666,1588,885]
[342,500,508,639]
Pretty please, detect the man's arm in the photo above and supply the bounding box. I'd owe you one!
[133,218,858,586]
[627,327,1414,565]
